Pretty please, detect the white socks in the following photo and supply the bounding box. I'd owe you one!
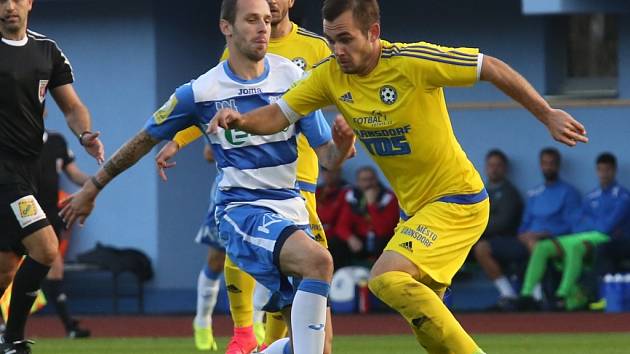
[493,276,516,298]
[194,266,221,328]
[290,279,329,354]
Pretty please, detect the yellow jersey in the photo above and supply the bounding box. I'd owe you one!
[281,40,485,216]
[174,22,331,189]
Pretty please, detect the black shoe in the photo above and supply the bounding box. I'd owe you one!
[0,339,34,354]
[516,296,543,312]
[485,297,517,312]
[66,320,91,339]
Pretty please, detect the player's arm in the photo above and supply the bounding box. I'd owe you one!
[209,103,290,136]
[51,84,105,164]
[210,66,332,135]
[480,55,588,147]
[63,162,89,187]
[300,109,355,170]
[60,84,199,227]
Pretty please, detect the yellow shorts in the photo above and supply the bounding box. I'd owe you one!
[300,189,327,248]
[385,198,489,287]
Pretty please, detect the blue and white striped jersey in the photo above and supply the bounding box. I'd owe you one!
[144,54,332,224]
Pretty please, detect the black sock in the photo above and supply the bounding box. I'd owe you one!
[4,257,50,342]
[41,279,74,330]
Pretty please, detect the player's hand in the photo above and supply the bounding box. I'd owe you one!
[81,131,105,164]
[542,109,588,147]
[155,141,180,182]
[59,187,97,228]
[332,114,356,160]
[208,108,242,134]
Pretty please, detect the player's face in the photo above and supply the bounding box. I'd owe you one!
[229,0,271,61]
[266,0,293,26]
[0,0,32,34]
[485,155,507,184]
[596,163,615,189]
[540,153,560,182]
[323,10,379,74]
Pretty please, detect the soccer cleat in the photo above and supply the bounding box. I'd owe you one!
[225,332,258,354]
[67,320,91,339]
[193,324,218,351]
[0,338,34,354]
[589,298,606,311]
[253,322,266,346]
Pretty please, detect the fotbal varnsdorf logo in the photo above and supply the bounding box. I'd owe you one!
[379,85,398,105]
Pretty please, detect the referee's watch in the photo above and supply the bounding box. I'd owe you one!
[78,131,92,146]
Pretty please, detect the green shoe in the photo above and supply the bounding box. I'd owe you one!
[253,321,266,346]
[194,323,218,351]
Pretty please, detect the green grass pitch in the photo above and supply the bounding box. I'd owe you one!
[33,333,630,353]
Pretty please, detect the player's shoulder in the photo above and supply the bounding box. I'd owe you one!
[189,62,229,101]
[380,39,478,64]
[295,26,329,47]
[266,53,305,80]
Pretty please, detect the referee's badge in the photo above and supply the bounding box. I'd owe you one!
[38,80,49,103]
[10,195,47,229]
[379,85,398,105]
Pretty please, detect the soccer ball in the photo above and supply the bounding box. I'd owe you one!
[380,86,397,105]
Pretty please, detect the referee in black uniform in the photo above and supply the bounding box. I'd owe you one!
[0,0,104,352]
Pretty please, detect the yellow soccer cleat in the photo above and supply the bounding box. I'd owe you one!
[253,322,266,346]
[194,324,218,351]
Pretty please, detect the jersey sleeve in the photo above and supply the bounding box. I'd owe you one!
[49,42,74,89]
[143,83,199,141]
[279,66,333,119]
[297,109,332,148]
[400,41,480,89]
[173,126,203,147]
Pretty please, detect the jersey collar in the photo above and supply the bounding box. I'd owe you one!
[1,36,28,47]
[223,57,270,84]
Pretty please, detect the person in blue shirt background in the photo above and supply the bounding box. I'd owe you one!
[517,147,582,251]
[515,147,581,306]
[518,152,630,311]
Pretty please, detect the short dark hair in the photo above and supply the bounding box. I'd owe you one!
[221,0,239,24]
[540,147,561,164]
[596,152,617,168]
[486,149,508,165]
[322,0,380,33]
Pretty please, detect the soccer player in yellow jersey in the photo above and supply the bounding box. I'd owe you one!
[208,0,589,353]
[159,1,334,352]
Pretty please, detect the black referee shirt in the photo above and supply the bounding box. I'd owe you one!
[0,29,74,160]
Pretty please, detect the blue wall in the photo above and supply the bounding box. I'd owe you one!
[28,0,630,312]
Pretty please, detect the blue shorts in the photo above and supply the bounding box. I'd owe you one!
[194,210,225,251]
[218,204,310,312]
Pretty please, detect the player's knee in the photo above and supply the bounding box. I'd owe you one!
[208,253,225,273]
[30,245,58,266]
[302,248,333,281]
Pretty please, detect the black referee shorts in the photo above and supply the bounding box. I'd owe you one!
[0,159,50,254]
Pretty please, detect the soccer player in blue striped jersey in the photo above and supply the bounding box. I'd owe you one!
[208,1,588,353]
[59,1,355,353]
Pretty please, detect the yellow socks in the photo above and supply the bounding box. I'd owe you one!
[264,311,288,345]
[368,271,483,354]
[224,256,256,328]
